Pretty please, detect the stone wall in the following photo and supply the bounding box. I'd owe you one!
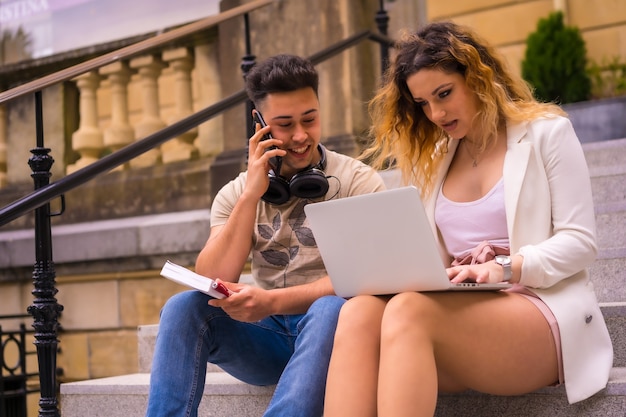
[427,0,626,78]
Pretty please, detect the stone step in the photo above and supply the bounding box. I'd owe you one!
[136,302,626,376]
[59,372,273,417]
[595,201,626,251]
[590,248,626,303]
[104,302,622,415]
[78,303,619,417]
[604,302,626,369]
[59,367,626,417]
[593,200,626,304]
[589,254,626,303]
[434,366,626,417]
[589,163,626,206]
[582,137,626,168]
[584,138,626,207]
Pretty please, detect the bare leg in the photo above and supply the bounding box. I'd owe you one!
[324,295,389,417]
[378,291,558,417]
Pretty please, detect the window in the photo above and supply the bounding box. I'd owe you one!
[0,0,218,64]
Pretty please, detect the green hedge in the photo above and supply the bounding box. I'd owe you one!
[522,11,591,104]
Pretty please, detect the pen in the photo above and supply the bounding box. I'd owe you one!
[211,281,232,298]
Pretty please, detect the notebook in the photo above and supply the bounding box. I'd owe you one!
[304,186,512,297]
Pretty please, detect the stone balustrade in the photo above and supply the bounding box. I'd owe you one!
[70,46,204,171]
[0,43,224,187]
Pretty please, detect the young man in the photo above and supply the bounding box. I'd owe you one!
[145,54,386,417]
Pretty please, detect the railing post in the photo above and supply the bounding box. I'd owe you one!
[0,104,7,188]
[162,48,199,163]
[26,91,63,417]
[67,71,104,174]
[375,0,390,74]
[241,12,256,143]
[130,54,166,167]
[100,61,135,170]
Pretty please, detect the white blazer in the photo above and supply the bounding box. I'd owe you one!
[424,116,613,404]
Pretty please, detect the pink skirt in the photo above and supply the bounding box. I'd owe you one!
[506,284,564,385]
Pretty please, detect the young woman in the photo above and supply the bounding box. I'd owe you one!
[323,21,613,417]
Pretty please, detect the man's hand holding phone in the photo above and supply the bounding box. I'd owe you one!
[253,110,283,172]
[245,110,285,201]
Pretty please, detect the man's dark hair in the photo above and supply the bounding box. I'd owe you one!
[245,54,319,107]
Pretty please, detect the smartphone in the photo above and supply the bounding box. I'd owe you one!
[253,111,281,172]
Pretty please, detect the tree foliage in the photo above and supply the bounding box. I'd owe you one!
[0,27,33,65]
[522,11,591,104]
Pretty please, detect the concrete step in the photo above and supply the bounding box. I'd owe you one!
[59,367,626,417]
[589,163,626,206]
[135,302,626,376]
[604,302,626,369]
[595,201,626,251]
[61,303,625,416]
[59,372,273,417]
[584,138,626,207]
[590,248,626,303]
[582,137,626,168]
[592,199,626,304]
[70,301,614,417]
[434,366,626,417]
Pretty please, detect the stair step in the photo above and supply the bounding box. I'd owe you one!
[135,302,626,375]
[435,367,626,417]
[582,137,626,168]
[595,201,626,252]
[603,302,626,368]
[59,367,626,417]
[584,137,626,208]
[59,372,273,417]
[589,164,626,206]
[590,249,626,303]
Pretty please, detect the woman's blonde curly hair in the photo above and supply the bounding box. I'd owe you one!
[361,21,564,197]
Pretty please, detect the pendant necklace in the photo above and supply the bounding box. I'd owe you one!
[464,141,480,167]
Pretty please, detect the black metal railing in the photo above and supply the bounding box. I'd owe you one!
[0,3,277,415]
[1,314,39,417]
[0,2,393,416]
[0,29,393,228]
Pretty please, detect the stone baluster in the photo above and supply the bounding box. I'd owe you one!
[194,42,223,157]
[67,71,104,174]
[100,61,135,170]
[129,54,167,168]
[161,47,198,163]
[0,104,6,187]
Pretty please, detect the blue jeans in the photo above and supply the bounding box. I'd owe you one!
[145,290,346,417]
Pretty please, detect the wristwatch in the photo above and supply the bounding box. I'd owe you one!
[494,255,512,282]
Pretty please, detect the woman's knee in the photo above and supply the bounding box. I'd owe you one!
[381,292,437,340]
[334,295,387,338]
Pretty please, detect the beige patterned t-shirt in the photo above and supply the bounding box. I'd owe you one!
[210,148,386,289]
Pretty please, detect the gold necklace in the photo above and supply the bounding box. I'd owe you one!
[463,140,480,167]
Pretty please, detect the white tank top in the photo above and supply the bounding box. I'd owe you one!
[435,178,509,259]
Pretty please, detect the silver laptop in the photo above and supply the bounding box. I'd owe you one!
[304,186,512,297]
